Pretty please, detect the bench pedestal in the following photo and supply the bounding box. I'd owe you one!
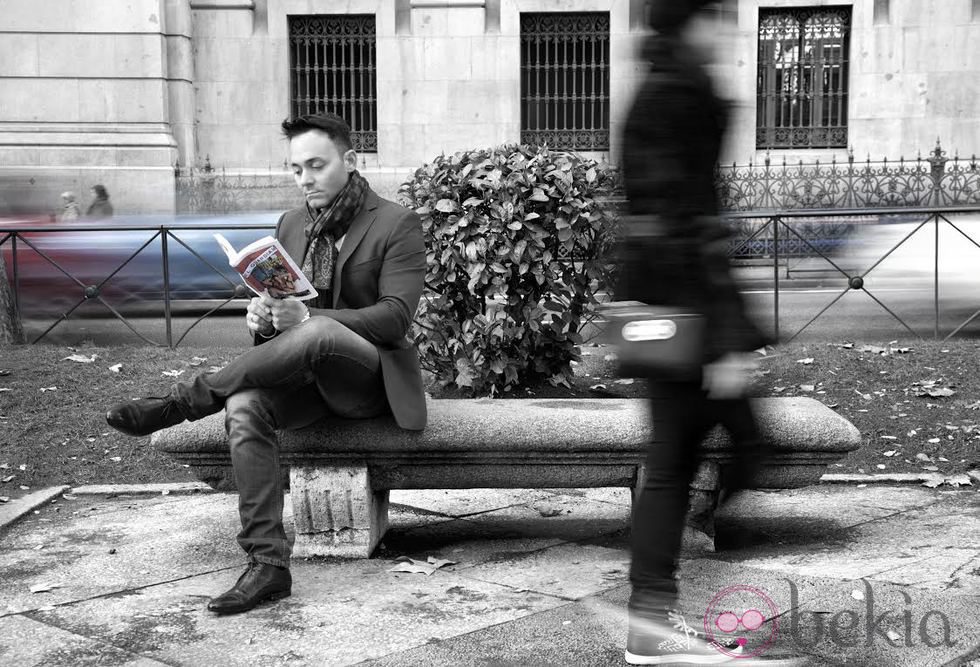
[290,466,389,559]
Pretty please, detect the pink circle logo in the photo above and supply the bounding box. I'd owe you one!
[704,585,780,658]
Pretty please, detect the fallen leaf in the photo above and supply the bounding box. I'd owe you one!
[189,356,208,366]
[927,438,941,444]
[108,364,122,373]
[589,384,608,391]
[388,556,457,576]
[0,388,12,393]
[109,457,122,462]
[944,474,972,487]
[39,387,57,393]
[161,370,184,378]
[916,453,933,462]
[0,497,8,503]
[880,436,897,440]
[876,464,887,469]
[851,589,865,601]
[1,475,14,483]
[63,354,97,363]
[603,354,617,362]
[613,378,635,385]
[796,358,814,365]
[886,630,902,642]
[799,384,815,392]
[883,450,897,457]
[30,583,60,594]
[0,369,10,376]
[922,475,945,488]
[917,388,955,398]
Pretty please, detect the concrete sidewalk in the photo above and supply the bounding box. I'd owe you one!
[0,484,977,666]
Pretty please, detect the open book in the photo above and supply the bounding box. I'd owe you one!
[214,233,318,301]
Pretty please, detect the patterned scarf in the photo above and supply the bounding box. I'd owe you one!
[301,170,369,305]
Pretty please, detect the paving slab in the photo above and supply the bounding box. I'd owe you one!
[459,542,630,600]
[0,483,976,666]
[388,488,557,518]
[0,614,168,667]
[18,559,567,667]
[713,488,980,595]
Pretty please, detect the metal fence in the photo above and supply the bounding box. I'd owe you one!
[716,140,979,211]
[733,205,980,342]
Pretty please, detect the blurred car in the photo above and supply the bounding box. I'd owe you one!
[836,211,980,312]
[0,212,279,316]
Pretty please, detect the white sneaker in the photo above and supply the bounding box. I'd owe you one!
[625,609,740,665]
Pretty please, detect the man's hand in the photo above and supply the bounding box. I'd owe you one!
[702,352,758,400]
[246,296,275,336]
[268,297,309,331]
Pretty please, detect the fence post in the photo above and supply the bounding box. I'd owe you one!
[927,138,948,207]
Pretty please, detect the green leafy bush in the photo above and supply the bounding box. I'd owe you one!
[398,144,620,396]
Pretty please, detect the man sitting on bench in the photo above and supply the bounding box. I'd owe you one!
[105,112,427,614]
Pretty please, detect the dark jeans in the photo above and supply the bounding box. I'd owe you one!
[628,379,764,616]
[172,317,389,567]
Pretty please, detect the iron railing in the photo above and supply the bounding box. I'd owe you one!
[174,159,298,215]
[0,222,275,348]
[717,140,979,211]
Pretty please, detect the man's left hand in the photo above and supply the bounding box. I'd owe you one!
[268,298,310,331]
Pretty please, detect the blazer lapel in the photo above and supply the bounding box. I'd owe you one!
[332,190,380,307]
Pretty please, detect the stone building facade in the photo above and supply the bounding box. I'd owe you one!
[1,0,977,214]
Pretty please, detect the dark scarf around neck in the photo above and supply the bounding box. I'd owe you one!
[301,170,369,303]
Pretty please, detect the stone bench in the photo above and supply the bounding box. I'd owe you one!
[152,397,860,558]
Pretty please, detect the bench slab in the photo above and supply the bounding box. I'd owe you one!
[153,397,860,558]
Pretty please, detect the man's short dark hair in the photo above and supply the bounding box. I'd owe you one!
[281,113,354,152]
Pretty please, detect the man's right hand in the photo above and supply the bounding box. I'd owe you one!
[246,296,275,336]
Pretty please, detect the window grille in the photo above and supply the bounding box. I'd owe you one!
[520,12,610,151]
[756,7,851,150]
[288,15,377,152]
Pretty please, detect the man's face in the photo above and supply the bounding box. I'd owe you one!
[288,129,355,211]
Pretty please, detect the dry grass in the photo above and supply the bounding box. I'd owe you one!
[1,339,977,504]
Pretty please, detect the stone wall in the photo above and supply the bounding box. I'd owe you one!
[0,0,180,214]
[726,0,980,165]
[1,0,977,214]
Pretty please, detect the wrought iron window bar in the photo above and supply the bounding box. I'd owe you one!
[520,12,611,151]
[757,6,851,150]
[288,14,378,152]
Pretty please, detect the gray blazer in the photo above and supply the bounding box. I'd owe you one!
[273,189,427,430]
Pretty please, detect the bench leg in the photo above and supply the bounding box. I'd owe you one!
[289,465,389,559]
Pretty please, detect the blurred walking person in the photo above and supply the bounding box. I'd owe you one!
[86,184,114,219]
[57,192,81,222]
[616,1,777,663]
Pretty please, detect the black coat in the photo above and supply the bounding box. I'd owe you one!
[617,37,771,361]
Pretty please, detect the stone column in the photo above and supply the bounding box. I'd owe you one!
[165,0,196,170]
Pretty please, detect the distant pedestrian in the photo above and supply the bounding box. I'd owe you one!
[58,192,81,222]
[86,184,114,219]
